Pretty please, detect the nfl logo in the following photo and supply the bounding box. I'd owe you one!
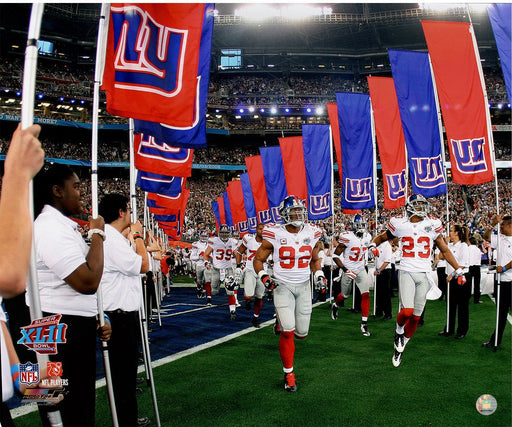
[20,362,39,386]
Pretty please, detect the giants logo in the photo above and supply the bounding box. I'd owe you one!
[258,210,272,224]
[111,5,188,97]
[410,156,446,189]
[247,217,258,233]
[136,134,192,164]
[385,170,406,201]
[345,178,372,203]
[238,220,249,234]
[309,193,331,215]
[270,207,282,223]
[450,137,488,174]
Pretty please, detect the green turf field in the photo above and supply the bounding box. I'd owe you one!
[14,295,511,426]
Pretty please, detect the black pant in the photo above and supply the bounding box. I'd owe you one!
[437,267,447,300]
[375,269,392,317]
[488,281,511,346]
[105,310,141,427]
[444,275,471,336]
[469,265,481,303]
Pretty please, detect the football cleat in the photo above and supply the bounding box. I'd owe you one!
[394,332,405,352]
[230,310,236,320]
[360,323,371,337]
[392,349,403,367]
[251,316,260,328]
[206,297,212,307]
[284,372,297,392]
[331,303,338,320]
[273,320,281,335]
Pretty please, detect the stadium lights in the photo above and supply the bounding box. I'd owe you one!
[284,108,290,113]
[215,109,220,113]
[59,97,65,101]
[315,106,324,115]
[70,99,76,104]
[239,108,244,113]
[16,91,21,96]
[253,115,259,119]
[270,107,277,114]
[234,4,332,21]
[4,89,9,93]
[80,100,86,104]
[306,107,312,113]
[260,108,265,113]
[248,106,255,113]
[235,115,241,119]
[497,103,503,109]
[508,104,511,108]
[37,93,44,99]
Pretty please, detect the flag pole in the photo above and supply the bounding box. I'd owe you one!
[90,4,118,426]
[370,99,379,316]
[22,4,64,426]
[329,126,335,303]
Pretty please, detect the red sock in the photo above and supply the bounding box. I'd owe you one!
[227,295,236,306]
[361,292,370,317]
[396,308,414,327]
[404,315,421,338]
[279,331,295,370]
[205,282,212,297]
[254,298,263,316]
[335,294,345,306]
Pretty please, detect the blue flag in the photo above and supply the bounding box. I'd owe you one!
[259,146,287,223]
[302,124,333,220]
[336,93,375,211]
[488,4,511,103]
[211,200,221,230]
[153,214,177,223]
[389,50,447,198]
[240,173,257,233]
[223,191,234,227]
[136,171,184,196]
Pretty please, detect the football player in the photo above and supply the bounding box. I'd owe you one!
[236,223,269,328]
[191,230,209,298]
[254,195,326,392]
[203,225,238,318]
[372,194,464,367]
[332,214,378,337]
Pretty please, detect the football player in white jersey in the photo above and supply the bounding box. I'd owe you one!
[191,230,209,298]
[372,194,465,367]
[236,223,268,328]
[254,196,326,392]
[203,225,238,318]
[332,214,378,337]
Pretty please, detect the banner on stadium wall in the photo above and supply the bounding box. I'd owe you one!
[302,124,333,220]
[103,3,214,130]
[259,146,287,223]
[244,155,272,224]
[488,4,511,102]
[335,93,375,211]
[240,173,258,233]
[222,191,234,227]
[422,21,495,185]
[278,136,308,204]
[388,49,447,199]
[227,181,249,235]
[367,76,407,209]
[134,134,193,177]
[136,171,184,196]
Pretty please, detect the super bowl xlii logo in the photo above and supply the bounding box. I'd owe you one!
[17,314,67,355]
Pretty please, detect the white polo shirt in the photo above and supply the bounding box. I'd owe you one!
[446,241,470,276]
[468,245,483,267]
[376,240,392,270]
[101,224,143,312]
[32,204,97,317]
[491,233,512,282]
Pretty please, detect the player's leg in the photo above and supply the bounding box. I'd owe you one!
[244,270,256,310]
[251,274,265,328]
[331,273,351,320]
[392,271,416,367]
[356,270,371,336]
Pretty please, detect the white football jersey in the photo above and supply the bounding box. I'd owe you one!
[241,234,265,273]
[207,237,237,269]
[191,240,208,267]
[262,223,322,284]
[388,215,443,273]
[338,231,368,271]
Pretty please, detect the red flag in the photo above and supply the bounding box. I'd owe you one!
[422,21,494,185]
[245,155,272,224]
[227,181,248,236]
[278,136,307,203]
[102,3,211,127]
[367,77,407,209]
[134,134,193,178]
[217,196,226,226]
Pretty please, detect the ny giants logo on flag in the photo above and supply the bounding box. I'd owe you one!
[385,170,406,201]
[258,210,272,224]
[270,207,282,223]
[345,178,372,203]
[450,137,489,174]
[410,156,446,188]
[137,134,192,164]
[247,217,257,231]
[309,193,331,215]
[238,220,249,234]
[110,5,188,97]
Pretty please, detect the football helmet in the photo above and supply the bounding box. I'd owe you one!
[219,225,231,242]
[200,230,209,243]
[405,194,430,219]
[352,214,367,237]
[279,195,307,227]
[232,230,240,240]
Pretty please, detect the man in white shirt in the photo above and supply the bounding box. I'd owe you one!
[468,236,483,304]
[99,193,150,427]
[374,239,393,320]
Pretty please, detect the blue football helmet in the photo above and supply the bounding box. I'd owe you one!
[406,194,430,218]
[279,195,307,227]
[219,225,231,242]
[352,214,367,236]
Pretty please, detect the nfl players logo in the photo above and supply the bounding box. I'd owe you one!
[47,362,63,377]
[19,362,39,386]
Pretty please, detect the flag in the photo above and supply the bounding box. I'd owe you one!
[245,155,272,224]
[153,188,189,239]
[367,76,407,209]
[102,3,214,129]
[136,171,184,196]
[259,146,287,223]
[227,181,249,235]
[216,195,226,226]
[302,124,333,220]
[422,21,495,185]
[148,191,187,211]
[335,93,375,211]
[326,103,343,192]
[240,173,258,233]
[134,134,193,177]
[223,191,234,227]
[388,49,447,198]
[488,4,511,102]
[211,200,221,232]
[278,136,308,204]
